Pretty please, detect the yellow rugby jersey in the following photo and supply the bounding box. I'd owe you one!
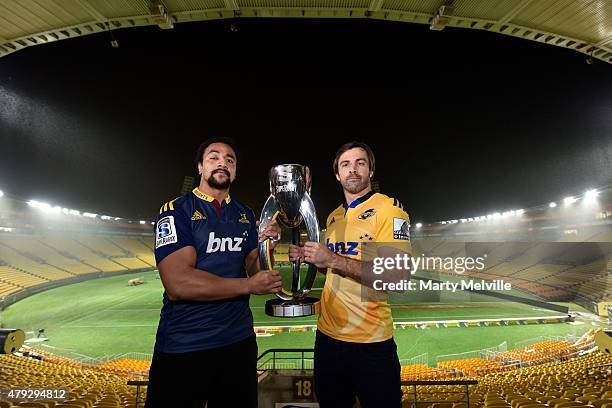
[317,191,411,343]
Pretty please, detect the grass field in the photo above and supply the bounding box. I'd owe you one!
[1,269,598,364]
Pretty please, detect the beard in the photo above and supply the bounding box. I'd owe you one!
[341,176,369,194]
[206,169,232,190]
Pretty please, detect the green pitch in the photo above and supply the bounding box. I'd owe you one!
[1,270,595,363]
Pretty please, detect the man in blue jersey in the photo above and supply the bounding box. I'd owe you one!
[145,137,282,408]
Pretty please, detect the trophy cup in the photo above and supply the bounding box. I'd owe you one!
[258,164,321,317]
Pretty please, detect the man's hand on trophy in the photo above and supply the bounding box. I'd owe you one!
[303,242,335,269]
[288,244,305,262]
[257,220,282,249]
[247,270,282,295]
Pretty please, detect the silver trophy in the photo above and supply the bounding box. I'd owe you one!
[258,164,320,317]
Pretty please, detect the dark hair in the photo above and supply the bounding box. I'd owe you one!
[333,141,375,176]
[195,137,238,168]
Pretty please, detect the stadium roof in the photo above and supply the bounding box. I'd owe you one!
[0,0,610,63]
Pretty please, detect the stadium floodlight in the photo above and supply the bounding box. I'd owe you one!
[516,209,524,216]
[114,217,121,221]
[101,215,112,220]
[28,200,53,212]
[416,222,423,228]
[139,220,146,225]
[584,189,598,203]
[468,217,474,222]
[563,196,577,205]
[460,219,467,223]
[549,202,557,208]
[69,209,81,216]
[0,190,3,198]
[83,212,97,218]
[151,221,155,225]
[441,221,446,225]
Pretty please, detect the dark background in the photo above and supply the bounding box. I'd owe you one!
[0,19,610,223]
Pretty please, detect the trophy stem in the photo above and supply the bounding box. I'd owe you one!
[291,227,301,293]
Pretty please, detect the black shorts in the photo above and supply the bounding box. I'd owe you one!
[314,330,402,408]
[144,334,258,408]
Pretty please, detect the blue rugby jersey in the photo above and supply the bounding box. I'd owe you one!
[153,187,258,353]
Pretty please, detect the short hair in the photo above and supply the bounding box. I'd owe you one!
[333,141,375,176]
[195,137,238,168]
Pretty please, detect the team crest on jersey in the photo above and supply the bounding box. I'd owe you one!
[191,210,206,221]
[358,208,376,220]
[239,213,250,223]
[155,216,178,248]
[393,218,410,241]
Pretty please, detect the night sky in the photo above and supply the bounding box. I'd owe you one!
[0,19,611,224]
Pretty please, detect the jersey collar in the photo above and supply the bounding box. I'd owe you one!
[342,190,375,211]
[192,187,231,204]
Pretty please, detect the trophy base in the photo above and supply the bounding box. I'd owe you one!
[265,297,320,318]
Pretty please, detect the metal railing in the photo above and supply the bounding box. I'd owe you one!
[401,379,478,407]
[257,348,315,371]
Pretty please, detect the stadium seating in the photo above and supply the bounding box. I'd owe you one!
[0,234,155,298]
[0,353,142,408]
[414,236,611,303]
[401,351,612,408]
[92,359,150,378]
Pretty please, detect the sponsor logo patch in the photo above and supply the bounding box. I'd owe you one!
[206,232,244,253]
[358,208,376,220]
[155,216,178,248]
[393,218,410,241]
[239,213,250,223]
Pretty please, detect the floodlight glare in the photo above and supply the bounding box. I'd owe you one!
[0,190,4,198]
[563,196,576,205]
[549,202,557,208]
[584,189,598,203]
[139,220,146,225]
[416,222,423,228]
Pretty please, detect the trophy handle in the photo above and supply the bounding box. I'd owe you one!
[258,195,293,302]
[296,192,320,298]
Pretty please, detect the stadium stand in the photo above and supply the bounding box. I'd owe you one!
[401,350,612,408]
[0,232,154,300]
[43,237,126,273]
[1,337,608,408]
[0,353,142,407]
[412,235,611,308]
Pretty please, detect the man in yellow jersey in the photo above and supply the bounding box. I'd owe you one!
[289,141,411,408]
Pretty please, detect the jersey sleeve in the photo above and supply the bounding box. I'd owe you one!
[243,208,259,255]
[154,199,195,265]
[376,198,412,243]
